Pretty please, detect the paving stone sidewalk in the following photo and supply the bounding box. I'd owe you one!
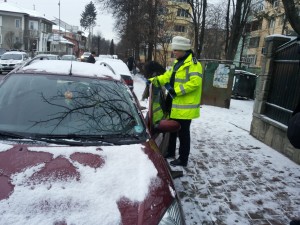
[171,106,300,225]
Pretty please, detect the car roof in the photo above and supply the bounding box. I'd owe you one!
[36,54,59,56]
[3,51,26,55]
[14,60,120,80]
[96,58,132,77]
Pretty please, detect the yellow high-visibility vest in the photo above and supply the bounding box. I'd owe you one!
[150,54,202,119]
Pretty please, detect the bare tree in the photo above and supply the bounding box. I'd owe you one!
[188,0,207,58]
[4,31,15,49]
[282,0,300,35]
[224,0,252,60]
[172,0,207,58]
[154,2,178,66]
[203,2,227,59]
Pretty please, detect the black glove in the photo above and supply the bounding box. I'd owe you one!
[146,79,151,86]
[165,83,176,98]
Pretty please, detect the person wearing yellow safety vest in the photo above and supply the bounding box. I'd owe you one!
[147,36,203,167]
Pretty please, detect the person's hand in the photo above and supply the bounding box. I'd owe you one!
[165,83,176,98]
[146,79,151,86]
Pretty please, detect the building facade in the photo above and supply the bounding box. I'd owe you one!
[235,0,297,70]
[0,2,86,57]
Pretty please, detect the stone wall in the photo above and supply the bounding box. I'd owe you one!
[250,35,300,165]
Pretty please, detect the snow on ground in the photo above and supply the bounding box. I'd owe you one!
[133,73,300,225]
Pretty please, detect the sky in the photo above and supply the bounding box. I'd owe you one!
[7,0,118,41]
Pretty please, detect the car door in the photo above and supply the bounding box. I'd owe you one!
[148,83,170,156]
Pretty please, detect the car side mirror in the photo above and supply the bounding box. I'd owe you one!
[154,119,181,133]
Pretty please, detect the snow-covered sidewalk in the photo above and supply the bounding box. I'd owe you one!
[133,74,300,225]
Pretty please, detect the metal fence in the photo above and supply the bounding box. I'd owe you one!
[264,38,300,125]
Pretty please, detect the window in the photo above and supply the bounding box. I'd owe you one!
[158,6,168,15]
[245,23,251,33]
[242,55,257,66]
[0,35,2,44]
[177,9,189,17]
[0,16,2,26]
[29,20,38,30]
[269,18,275,29]
[15,19,20,28]
[15,36,20,43]
[280,15,285,25]
[174,25,185,32]
[249,37,260,48]
[251,20,262,31]
[271,0,279,7]
[252,1,264,12]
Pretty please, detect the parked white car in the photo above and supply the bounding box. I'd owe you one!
[0,51,29,74]
[96,58,134,90]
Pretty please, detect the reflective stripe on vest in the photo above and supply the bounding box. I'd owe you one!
[174,67,202,83]
[172,103,201,109]
[179,84,185,95]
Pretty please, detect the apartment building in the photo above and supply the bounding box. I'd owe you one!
[237,0,297,69]
[154,0,192,67]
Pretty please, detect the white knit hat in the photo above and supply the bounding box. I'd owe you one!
[171,36,191,51]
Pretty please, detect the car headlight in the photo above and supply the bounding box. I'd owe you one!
[158,200,185,225]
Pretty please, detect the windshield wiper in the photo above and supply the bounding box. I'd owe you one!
[31,134,116,146]
[0,130,28,139]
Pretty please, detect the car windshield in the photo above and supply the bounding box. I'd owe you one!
[62,55,74,60]
[47,55,57,60]
[0,74,145,137]
[36,55,57,60]
[1,54,22,60]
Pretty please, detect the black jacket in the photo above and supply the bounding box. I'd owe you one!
[86,54,95,64]
[287,100,300,149]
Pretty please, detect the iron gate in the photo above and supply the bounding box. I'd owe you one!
[264,38,300,125]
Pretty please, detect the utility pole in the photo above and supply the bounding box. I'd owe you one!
[58,0,61,54]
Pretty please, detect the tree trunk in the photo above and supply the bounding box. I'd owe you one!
[198,0,207,58]
[282,0,300,35]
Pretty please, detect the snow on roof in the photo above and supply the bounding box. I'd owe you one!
[96,58,132,77]
[0,2,53,23]
[52,25,71,33]
[20,60,120,80]
[0,144,158,225]
[234,70,257,76]
[47,33,74,46]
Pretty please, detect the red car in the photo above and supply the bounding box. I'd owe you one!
[0,60,185,225]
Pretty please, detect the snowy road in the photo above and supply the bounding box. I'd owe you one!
[133,74,300,225]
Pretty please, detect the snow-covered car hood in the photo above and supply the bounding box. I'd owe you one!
[0,142,175,225]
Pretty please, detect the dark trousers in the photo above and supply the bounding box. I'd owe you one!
[167,119,191,163]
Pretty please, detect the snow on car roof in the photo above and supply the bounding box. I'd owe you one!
[0,143,158,225]
[18,60,120,80]
[96,58,132,77]
[3,51,26,55]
